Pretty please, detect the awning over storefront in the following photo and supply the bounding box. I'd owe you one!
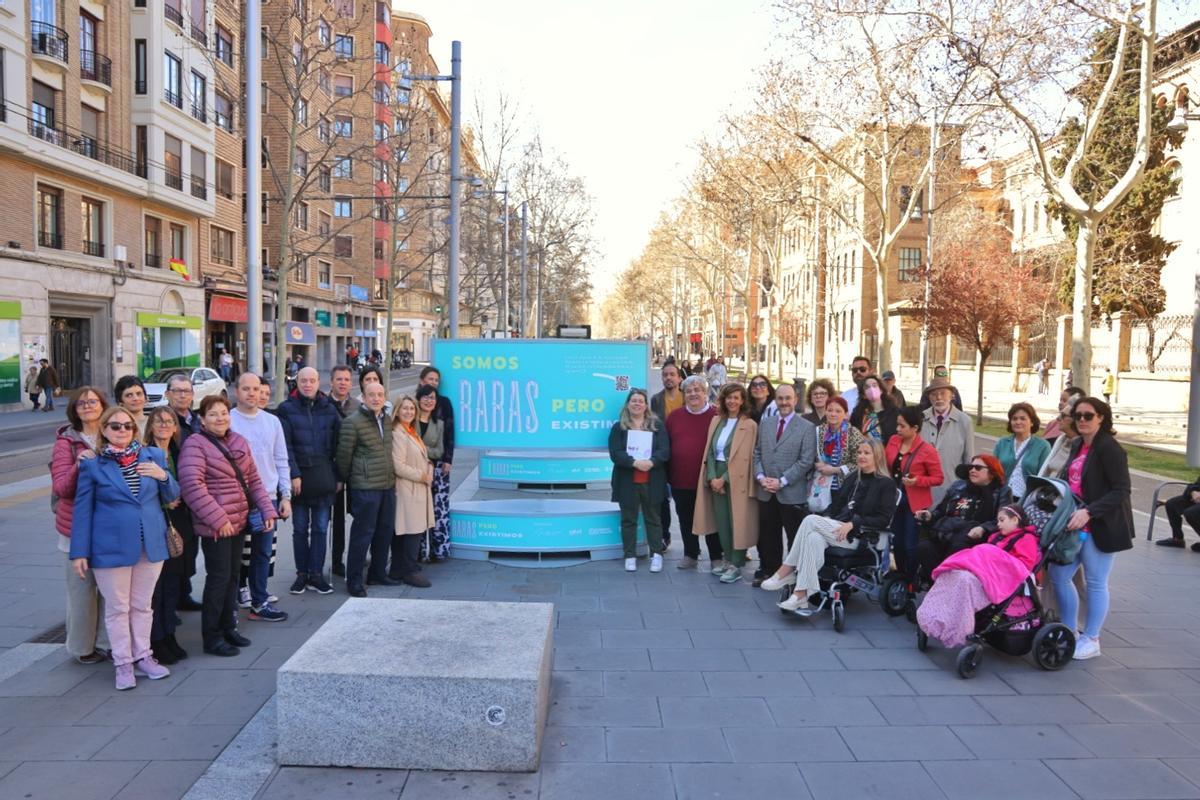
[284,321,316,345]
[209,295,248,323]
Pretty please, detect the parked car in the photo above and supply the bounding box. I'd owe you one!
[144,367,227,409]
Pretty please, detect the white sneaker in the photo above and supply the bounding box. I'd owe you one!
[777,593,809,612]
[709,559,727,575]
[1074,635,1101,660]
[649,554,663,573]
[761,572,797,592]
[624,558,637,572]
[237,586,252,608]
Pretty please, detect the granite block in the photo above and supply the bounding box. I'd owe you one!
[276,598,553,772]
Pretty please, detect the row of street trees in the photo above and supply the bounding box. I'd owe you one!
[605,0,1180,393]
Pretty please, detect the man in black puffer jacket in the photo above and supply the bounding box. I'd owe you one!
[276,367,342,595]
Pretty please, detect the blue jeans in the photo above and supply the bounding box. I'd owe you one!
[890,495,919,578]
[247,528,274,608]
[43,387,55,410]
[1049,534,1116,639]
[347,489,395,588]
[292,502,331,576]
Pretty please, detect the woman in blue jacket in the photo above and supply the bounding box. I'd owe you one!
[70,405,179,691]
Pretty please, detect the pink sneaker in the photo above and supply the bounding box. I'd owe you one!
[134,657,171,680]
[115,664,136,691]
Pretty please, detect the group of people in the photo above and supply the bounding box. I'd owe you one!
[53,363,455,690]
[609,355,1134,662]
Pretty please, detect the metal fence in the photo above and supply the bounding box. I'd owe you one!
[1128,314,1192,374]
[1021,319,1057,368]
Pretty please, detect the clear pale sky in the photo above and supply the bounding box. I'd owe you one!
[420,1,776,303]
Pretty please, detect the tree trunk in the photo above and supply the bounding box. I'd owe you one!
[976,351,989,425]
[1069,218,1098,394]
[872,255,892,374]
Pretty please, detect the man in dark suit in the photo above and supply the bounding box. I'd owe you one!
[752,384,817,586]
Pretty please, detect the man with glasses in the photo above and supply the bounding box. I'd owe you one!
[841,356,871,410]
[920,376,974,506]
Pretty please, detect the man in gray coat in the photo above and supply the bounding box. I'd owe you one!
[920,377,975,506]
[753,384,817,584]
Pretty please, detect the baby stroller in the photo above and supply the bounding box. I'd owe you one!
[916,476,1079,678]
[779,489,901,633]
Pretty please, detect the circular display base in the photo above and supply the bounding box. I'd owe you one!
[477,450,612,491]
[449,498,647,565]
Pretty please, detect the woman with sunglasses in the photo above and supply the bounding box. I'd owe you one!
[1050,397,1133,660]
[143,407,193,665]
[747,375,776,423]
[70,406,178,690]
[913,454,1006,584]
[51,386,111,665]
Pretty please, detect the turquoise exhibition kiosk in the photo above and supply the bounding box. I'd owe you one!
[436,338,650,564]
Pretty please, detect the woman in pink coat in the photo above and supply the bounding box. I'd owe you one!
[178,395,277,658]
[50,386,111,664]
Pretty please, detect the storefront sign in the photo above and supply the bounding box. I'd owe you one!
[135,313,202,329]
[433,339,649,450]
[0,302,20,404]
[314,310,332,327]
[283,321,317,345]
[349,284,370,303]
[209,295,248,323]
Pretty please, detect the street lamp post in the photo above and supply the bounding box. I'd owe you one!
[917,106,938,394]
[1166,90,1200,467]
[403,41,463,338]
[245,0,262,375]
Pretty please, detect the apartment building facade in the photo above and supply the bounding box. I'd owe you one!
[0,0,215,408]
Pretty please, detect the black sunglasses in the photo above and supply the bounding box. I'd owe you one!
[967,464,988,472]
[750,381,768,388]
[106,422,136,432]
[851,366,868,373]
[1072,411,1098,422]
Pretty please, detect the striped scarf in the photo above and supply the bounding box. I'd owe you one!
[102,441,142,497]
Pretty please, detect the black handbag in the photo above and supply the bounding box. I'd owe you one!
[296,453,337,498]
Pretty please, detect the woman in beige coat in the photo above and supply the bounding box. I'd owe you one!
[693,383,759,584]
[390,396,434,588]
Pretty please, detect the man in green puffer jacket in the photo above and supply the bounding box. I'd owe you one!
[335,382,396,596]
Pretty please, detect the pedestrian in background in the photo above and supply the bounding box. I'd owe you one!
[335,382,397,596]
[693,383,759,583]
[881,370,906,408]
[25,364,40,410]
[1103,368,1116,406]
[142,407,192,665]
[114,375,148,438]
[35,358,58,412]
[51,385,111,664]
[229,373,292,622]
[415,385,448,565]
[327,365,356,577]
[179,395,277,657]
[665,375,723,571]
[70,405,177,690]
[1035,357,1050,394]
[277,367,340,596]
[219,349,234,383]
[391,395,434,587]
[608,389,670,573]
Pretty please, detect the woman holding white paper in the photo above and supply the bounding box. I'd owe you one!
[608,389,671,573]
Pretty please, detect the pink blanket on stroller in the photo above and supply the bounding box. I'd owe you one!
[932,543,1031,605]
[917,570,990,648]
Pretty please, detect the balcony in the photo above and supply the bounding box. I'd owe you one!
[31,22,69,65]
[190,102,207,123]
[165,88,182,109]
[191,176,207,199]
[38,231,63,249]
[191,24,207,45]
[83,240,105,257]
[26,120,143,177]
[79,50,112,88]
[146,253,162,268]
[164,3,183,27]
[165,171,183,190]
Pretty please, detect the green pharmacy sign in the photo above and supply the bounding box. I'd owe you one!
[0,301,21,405]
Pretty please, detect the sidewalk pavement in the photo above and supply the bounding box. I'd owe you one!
[4,446,1200,798]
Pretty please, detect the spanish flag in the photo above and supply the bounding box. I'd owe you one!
[169,258,190,281]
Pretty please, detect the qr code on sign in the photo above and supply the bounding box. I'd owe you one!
[614,375,630,391]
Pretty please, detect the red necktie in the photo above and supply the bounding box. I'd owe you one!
[776,416,786,442]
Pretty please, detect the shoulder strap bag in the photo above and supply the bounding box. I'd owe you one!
[202,432,267,533]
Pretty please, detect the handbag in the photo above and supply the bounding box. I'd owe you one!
[202,432,268,534]
[808,473,833,513]
[165,520,185,558]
